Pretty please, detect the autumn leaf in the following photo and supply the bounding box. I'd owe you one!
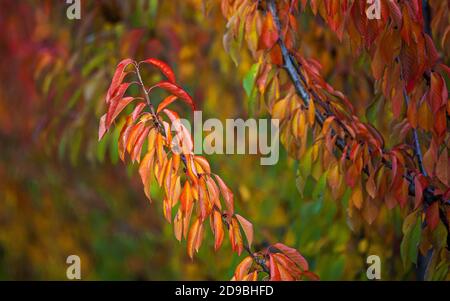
[140,58,176,83]
[235,214,254,249]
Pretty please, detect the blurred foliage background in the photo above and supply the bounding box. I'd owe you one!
[0,0,445,280]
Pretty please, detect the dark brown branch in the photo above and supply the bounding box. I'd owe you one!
[244,245,270,275]
[397,58,427,177]
[422,0,432,37]
[267,0,449,244]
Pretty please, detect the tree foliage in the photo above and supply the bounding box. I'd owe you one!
[221,0,449,280]
[0,0,448,280]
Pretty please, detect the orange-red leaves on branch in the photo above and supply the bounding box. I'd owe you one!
[140,58,176,83]
[99,56,318,280]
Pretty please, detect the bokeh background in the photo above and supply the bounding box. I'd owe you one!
[0,0,447,280]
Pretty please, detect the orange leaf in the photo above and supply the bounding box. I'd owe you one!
[138,151,155,201]
[174,209,183,242]
[307,99,315,125]
[213,210,224,251]
[235,214,254,248]
[231,217,243,255]
[131,126,150,163]
[157,95,178,114]
[234,256,253,280]
[180,181,192,214]
[194,156,211,174]
[187,218,201,259]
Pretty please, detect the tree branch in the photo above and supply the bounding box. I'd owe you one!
[422,0,432,37]
[267,0,449,250]
[244,245,270,275]
[397,58,427,177]
[135,63,271,276]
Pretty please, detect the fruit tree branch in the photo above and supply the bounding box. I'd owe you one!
[266,0,449,238]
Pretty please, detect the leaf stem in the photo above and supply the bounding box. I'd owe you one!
[244,245,270,275]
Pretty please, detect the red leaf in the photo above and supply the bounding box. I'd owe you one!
[429,72,447,113]
[269,254,281,281]
[272,243,309,271]
[141,58,176,83]
[214,175,234,215]
[426,202,439,231]
[259,12,279,49]
[150,81,195,111]
[107,58,134,102]
[105,83,134,128]
[106,96,136,129]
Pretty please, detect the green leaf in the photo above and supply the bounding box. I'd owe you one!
[400,210,421,267]
[365,94,383,124]
[243,63,259,97]
[298,147,313,178]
